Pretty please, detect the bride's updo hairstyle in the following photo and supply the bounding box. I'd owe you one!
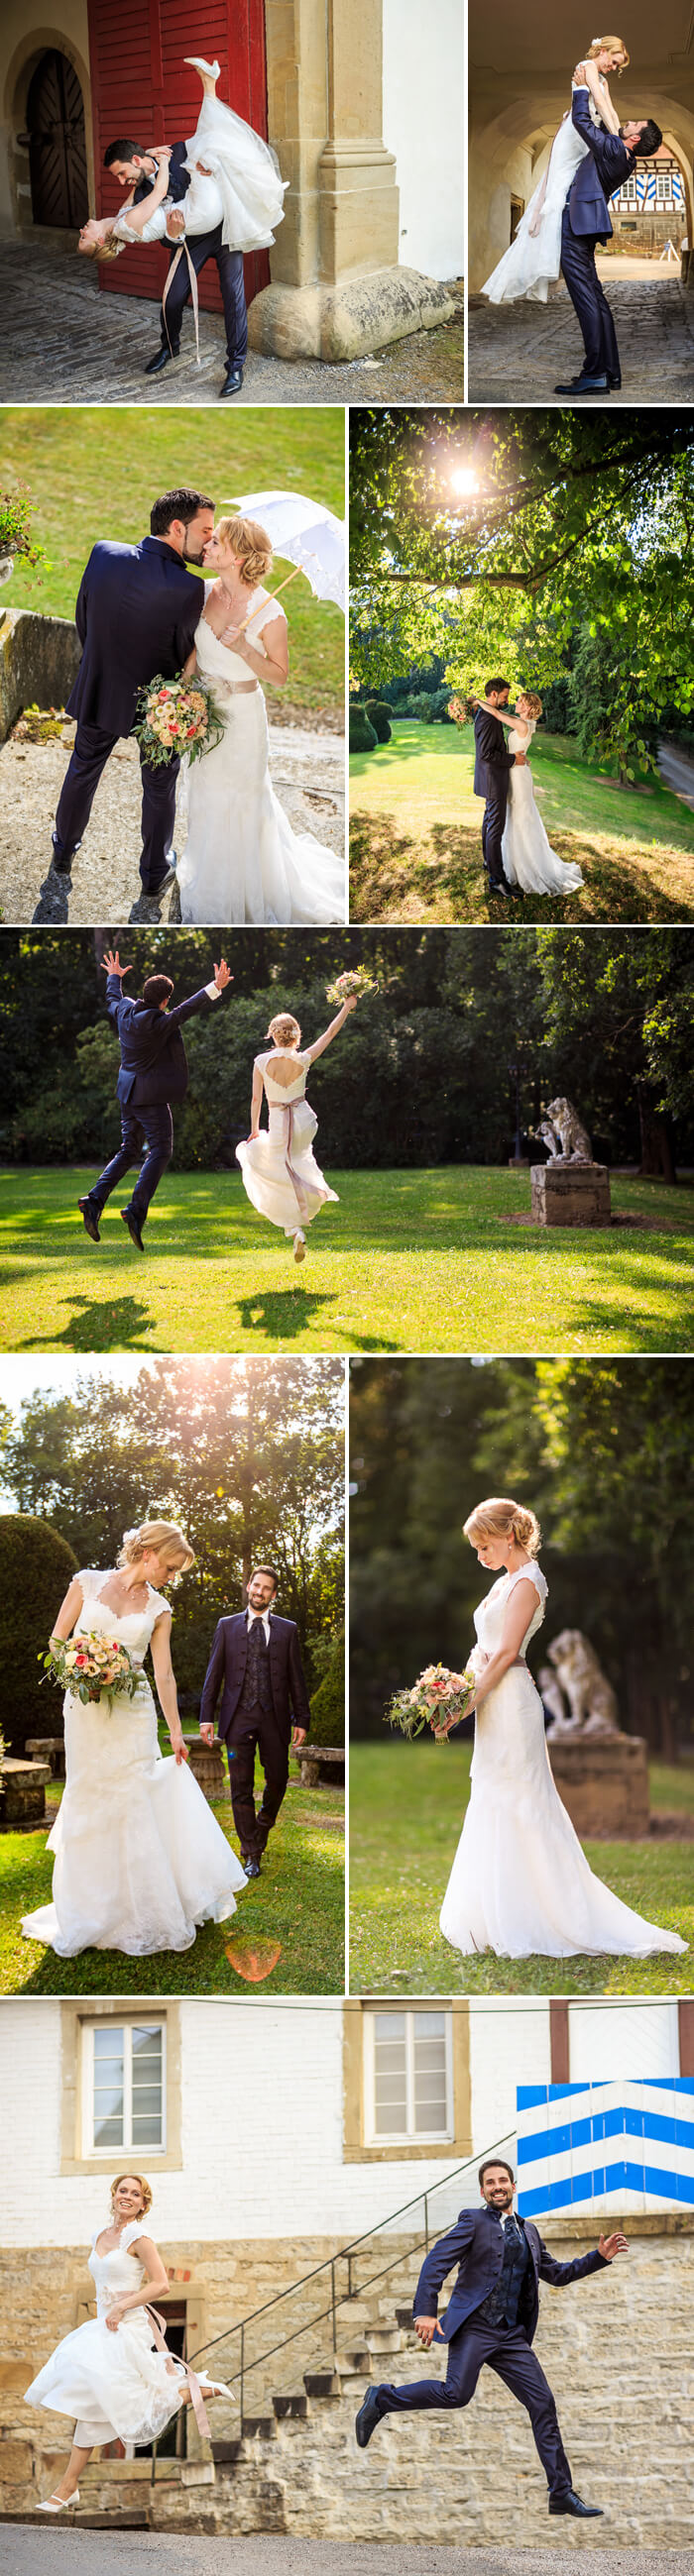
[585,36,630,67]
[117,1518,195,1578]
[214,515,273,585]
[519,690,542,718]
[267,1013,301,1048]
[464,1497,542,1557]
[110,2173,153,2216]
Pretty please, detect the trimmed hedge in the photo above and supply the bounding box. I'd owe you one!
[309,1630,345,1746]
[349,705,377,753]
[0,1515,78,1753]
[366,700,393,744]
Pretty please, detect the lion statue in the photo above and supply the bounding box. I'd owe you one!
[544,1630,621,1740]
[539,1097,593,1164]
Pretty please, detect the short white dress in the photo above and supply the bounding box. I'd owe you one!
[25,2223,188,2450]
[237,1050,339,1239]
[113,79,287,255]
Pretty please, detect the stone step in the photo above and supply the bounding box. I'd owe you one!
[303,2371,341,2400]
[272,2392,310,2420]
[241,2414,277,2440]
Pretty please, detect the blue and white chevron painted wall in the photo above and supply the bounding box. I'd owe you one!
[516,2080,694,2216]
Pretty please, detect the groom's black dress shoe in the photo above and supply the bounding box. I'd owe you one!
[355,2390,384,2449]
[553,374,609,396]
[607,372,622,389]
[78,1197,100,1244]
[121,1205,145,1253]
[51,833,80,878]
[220,366,244,398]
[145,345,179,376]
[242,1855,261,1879]
[549,2490,604,2519]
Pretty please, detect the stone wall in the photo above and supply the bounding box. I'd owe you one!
[0,608,79,745]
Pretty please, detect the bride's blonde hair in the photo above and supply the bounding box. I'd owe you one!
[267,1013,301,1047]
[117,1518,195,1576]
[79,233,123,263]
[519,690,542,718]
[464,1497,542,1556]
[585,36,630,66]
[214,515,273,585]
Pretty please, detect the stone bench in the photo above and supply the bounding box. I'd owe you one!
[0,1756,51,1826]
[530,1160,612,1228]
[295,1745,345,1789]
[26,1735,65,1777]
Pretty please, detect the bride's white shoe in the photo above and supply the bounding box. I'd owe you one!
[37,2490,80,2512]
[184,56,221,79]
[198,2374,233,2400]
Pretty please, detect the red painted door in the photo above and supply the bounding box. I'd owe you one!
[87,0,271,312]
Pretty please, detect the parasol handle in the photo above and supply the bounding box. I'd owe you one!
[234,565,303,638]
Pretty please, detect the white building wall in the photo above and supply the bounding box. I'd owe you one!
[469,1998,551,2160]
[383,0,464,279]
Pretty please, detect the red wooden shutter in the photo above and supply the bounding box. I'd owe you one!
[87,0,271,312]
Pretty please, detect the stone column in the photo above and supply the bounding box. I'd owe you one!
[250,0,453,359]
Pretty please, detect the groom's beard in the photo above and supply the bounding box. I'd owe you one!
[183,546,207,566]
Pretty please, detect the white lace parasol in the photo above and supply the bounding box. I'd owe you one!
[222,489,345,615]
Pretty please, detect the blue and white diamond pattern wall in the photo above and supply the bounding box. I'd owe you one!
[517,2080,694,2217]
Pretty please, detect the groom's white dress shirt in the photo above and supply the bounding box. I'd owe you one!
[246,1607,272,1646]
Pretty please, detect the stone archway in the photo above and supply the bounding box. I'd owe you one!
[4,27,95,235]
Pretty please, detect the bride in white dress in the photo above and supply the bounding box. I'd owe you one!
[26,2171,229,2512]
[438,1496,687,1960]
[78,56,286,262]
[175,514,346,926]
[237,995,358,1263]
[482,40,628,305]
[21,1518,247,1958]
[472,692,584,896]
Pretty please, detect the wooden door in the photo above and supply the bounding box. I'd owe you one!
[27,50,89,230]
[87,0,272,313]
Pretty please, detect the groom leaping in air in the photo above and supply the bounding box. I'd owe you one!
[78,947,232,1252]
[356,2156,628,2521]
[556,91,662,396]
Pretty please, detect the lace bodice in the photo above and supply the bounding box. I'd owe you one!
[195,589,288,685]
[88,2221,147,2319]
[475,1560,547,1661]
[509,717,537,756]
[256,1048,308,1105]
[73,1571,170,1662]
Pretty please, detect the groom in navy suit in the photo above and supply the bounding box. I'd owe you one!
[473,682,524,899]
[556,92,662,395]
[199,1566,310,1876]
[78,945,232,1251]
[50,487,214,918]
[356,2157,628,2520]
[103,135,248,397]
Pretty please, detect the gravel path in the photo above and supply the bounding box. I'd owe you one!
[3,2537,691,2575]
[0,720,345,926]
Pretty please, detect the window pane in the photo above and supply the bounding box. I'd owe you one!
[132,2026,162,2059]
[132,2111,163,2145]
[94,2112,124,2145]
[374,2015,406,2133]
[94,2027,124,2060]
[413,2013,447,2134]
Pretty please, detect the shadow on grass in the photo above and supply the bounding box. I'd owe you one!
[235,1286,338,1339]
[19,1293,159,1351]
[350,813,694,926]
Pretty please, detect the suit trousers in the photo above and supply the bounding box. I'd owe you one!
[560,209,620,380]
[90,1104,174,1222]
[375,2317,573,2499]
[54,723,179,894]
[160,227,248,371]
[225,1698,289,1856]
[481,778,510,888]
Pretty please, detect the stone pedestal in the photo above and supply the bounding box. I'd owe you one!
[182,1736,230,1805]
[26,1735,65,1777]
[548,1734,649,1839]
[530,1161,612,1227]
[0,1757,51,1825]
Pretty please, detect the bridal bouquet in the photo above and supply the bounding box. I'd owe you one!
[384,1663,476,1740]
[133,675,226,768]
[40,1634,142,1707]
[325,966,380,1006]
[447,696,475,725]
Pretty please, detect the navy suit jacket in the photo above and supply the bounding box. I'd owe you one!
[66,537,202,737]
[199,1612,311,1742]
[105,973,224,1112]
[133,143,191,207]
[567,92,636,243]
[412,2204,608,2345]
[473,702,516,802]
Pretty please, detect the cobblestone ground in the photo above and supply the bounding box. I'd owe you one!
[0,720,345,926]
[468,275,694,403]
[1,239,464,405]
[3,2539,692,2576]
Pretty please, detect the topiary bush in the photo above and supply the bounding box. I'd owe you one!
[365,700,393,744]
[0,1516,79,1754]
[309,1630,345,1746]
[349,706,377,754]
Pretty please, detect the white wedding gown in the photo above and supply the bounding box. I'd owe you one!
[176,596,346,926]
[25,2223,191,2449]
[483,80,607,303]
[440,1561,687,1958]
[113,76,287,254]
[503,720,584,895]
[237,1050,339,1238]
[21,1573,247,1956]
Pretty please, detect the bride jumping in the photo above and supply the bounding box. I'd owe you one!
[482,38,629,304]
[175,514,345,926]
[21,1518,248,1958]
[26,2171,230,2512]
[438,1496,687,1960]
[471,691,584,897]
[237,993,358,1264]
[77,56,286,265]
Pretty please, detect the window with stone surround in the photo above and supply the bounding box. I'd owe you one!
[364,2008,453,2146]
[83,2018,166,2156]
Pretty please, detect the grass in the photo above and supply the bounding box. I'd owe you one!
[0,405,345,717]
[0,1760,344,1994]
[349,723,694,922]
[349,1742,694,1996]
[1,1165,693,1355]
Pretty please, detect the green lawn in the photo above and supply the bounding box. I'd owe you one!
[349,1742,694,1996]
[0,405,344,718]
[2,1165,693,1354]
[349,722,694,921]
[1,1761,344,1995]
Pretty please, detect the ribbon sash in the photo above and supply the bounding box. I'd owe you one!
[146,2305,211,2441]
[162,240,200,365]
